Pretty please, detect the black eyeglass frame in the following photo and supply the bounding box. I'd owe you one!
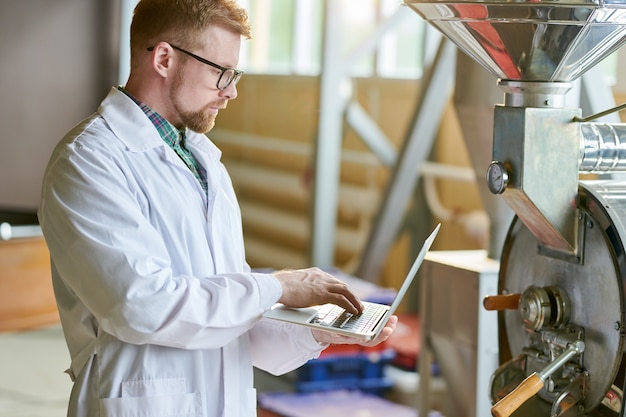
[147,44,243,91]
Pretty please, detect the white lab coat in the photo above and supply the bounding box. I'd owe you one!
[38,87,325,417]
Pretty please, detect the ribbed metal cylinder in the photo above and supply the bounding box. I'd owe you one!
[579,123,626,173]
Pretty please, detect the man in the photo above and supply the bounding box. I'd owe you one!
[38,1,397,416]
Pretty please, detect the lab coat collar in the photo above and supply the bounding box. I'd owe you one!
[99,87,224,163]
[186,130,222,162]
[98,87,168,153]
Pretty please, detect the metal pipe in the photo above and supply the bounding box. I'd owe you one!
[0,223,43,240]
[499,81,572,108]
[579,123,626,173]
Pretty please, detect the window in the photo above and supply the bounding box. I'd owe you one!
[240,0,424,78]
[239,0,298,74]
[378,0,424,78]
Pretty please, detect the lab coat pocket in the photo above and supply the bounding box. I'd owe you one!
[100,378,202,417]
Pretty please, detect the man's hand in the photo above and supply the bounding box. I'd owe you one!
[273,267,364,315]
[311,315,398,347]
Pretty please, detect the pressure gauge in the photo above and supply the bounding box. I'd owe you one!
[486,161,509,194]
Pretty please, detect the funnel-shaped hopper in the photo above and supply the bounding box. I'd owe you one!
[404,0,626,82]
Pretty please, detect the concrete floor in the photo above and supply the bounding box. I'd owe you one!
[0,325,71,417]
[0,325,442,417]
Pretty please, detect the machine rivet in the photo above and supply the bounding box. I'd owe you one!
[615,321,621,331]
[586,220,593,228]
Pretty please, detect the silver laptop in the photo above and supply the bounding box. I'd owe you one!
[263,223,440,340]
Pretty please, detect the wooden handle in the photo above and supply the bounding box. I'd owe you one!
[483,293,521,311]
[491,373,544,417]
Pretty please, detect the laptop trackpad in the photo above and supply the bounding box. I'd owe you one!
[264,304,319,322]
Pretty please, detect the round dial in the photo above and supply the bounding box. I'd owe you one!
[486,161,509,194]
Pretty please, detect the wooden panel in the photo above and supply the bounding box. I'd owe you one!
[213,127,382,273]
[0,237,59,332]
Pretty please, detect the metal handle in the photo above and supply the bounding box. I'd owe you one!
[490,341,585,417]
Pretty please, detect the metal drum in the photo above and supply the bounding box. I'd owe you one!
[493,181,626,415]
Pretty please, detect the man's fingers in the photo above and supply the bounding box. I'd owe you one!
[311,315,398,346]
[329,295,360,315]
[274,268,364,313]
[325,283,364,314]
[360,315,398,347]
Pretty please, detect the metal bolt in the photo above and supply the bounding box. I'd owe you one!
[615,321,621,331]
[586,220,593,229]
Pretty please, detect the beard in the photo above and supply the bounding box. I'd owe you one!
[179,104,217,134]
[171,66,222,134]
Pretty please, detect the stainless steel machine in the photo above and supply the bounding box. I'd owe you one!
[403,0,626,416]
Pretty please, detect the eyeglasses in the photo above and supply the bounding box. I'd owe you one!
[147,44,243,91]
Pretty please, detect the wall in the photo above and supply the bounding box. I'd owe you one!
[0,0,120,211]
[212,74,483,287]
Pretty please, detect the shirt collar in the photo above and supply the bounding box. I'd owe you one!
[117,86,185,148]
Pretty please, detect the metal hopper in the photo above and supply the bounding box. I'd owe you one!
[404,0,626,83]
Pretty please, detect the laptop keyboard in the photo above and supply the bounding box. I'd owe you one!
[309,303,388,333]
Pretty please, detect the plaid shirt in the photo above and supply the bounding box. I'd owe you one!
[118,87,208,195]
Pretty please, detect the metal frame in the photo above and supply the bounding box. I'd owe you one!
[310,3,416,267]
[355,38,457,281]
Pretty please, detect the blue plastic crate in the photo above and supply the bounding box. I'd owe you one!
[296,349,396,396]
